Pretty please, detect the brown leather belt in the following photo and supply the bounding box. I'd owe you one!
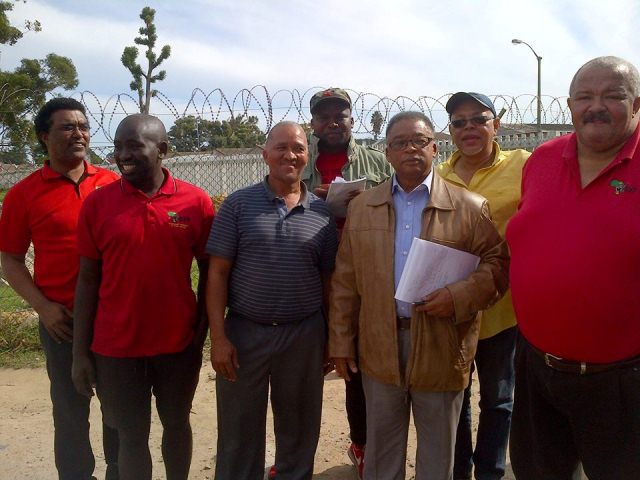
[528,342,640,375]
[397,316,411,330]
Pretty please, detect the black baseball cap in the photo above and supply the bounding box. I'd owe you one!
[445,92,496,117]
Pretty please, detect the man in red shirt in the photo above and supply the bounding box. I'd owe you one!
[0,98,120,479]
[506,56,640,479]
[72,114,214,480]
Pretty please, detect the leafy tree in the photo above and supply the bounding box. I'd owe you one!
[0,1,40,46]
[0,1,22,45]
[121,6,170,114]
[370,110,384,140]
[212,115,265,149]
[168,116,212,152]
[168,115,266,152]
[0,2,77,164]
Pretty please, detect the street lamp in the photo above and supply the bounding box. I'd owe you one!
[512,38,542,132]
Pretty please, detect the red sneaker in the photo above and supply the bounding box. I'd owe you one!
[267,465,276,479]
[347,443,365,479]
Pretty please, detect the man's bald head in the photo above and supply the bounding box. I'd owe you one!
[570,56,640,98]
[567,56,640,156]
[113,114,169,193]
[116,114,168,142]
[262,121,308,187]
[265,121,305,147]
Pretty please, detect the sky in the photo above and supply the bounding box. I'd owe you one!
[3,0,640,143]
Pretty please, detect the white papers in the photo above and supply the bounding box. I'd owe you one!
[325,177,367,217]
[395,237,480,304]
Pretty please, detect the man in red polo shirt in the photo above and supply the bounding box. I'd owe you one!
[0,97,120,479]
[506,56,640,479]
[72,114,214,480]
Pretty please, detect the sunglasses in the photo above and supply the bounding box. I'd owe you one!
[449,116,495,129]
[387,137,434,151]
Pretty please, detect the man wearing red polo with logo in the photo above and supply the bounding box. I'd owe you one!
[0,97,120,480]
[72,114,214,480]
[507,56,640,479]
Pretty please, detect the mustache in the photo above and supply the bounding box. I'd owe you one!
[583,111,611,124]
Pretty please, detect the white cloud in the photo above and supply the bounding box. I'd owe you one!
[3,0,639,137]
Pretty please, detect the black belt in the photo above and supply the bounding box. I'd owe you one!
[227,309,309,326]
[528,342,640,375]
[397,316,411,330]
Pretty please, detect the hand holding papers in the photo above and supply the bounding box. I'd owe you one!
[395,237,480,304]
[325,177,367,217]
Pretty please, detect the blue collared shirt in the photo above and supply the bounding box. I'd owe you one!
[392,170,433,317]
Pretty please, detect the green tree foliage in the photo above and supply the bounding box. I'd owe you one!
[370,110,384,140]
[0,1,39,45]
[167,115,205,152]
[121,6,170,114]
[0,2,77,164]
[0,1,22,45]
[168,115,266,152]
[218,115,266,148]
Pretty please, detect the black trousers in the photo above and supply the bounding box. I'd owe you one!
[345,366,367,446]
[39,321,119,480]
[510,334,640,480]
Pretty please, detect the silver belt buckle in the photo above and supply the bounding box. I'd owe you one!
[544,352,562,368]
[545,352,588,374]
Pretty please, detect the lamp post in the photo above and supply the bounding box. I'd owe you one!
[512,38,542,132]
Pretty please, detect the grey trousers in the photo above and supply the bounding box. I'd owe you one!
[214,311,325,480]
[362,329,463,480]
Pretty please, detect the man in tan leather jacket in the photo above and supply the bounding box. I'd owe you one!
[329,111,509,480]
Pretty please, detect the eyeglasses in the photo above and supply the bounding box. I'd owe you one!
[449,116,495,129]
[387,137,434,151]
[60,123,90,133]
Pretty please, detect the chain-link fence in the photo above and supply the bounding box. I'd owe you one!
[0,150,269,322]
[0,127,577,322]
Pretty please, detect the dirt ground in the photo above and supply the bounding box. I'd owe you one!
[0,365,516,480]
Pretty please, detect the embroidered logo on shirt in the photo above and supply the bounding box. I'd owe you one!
[610,179,636,195]
[167,211,191,229]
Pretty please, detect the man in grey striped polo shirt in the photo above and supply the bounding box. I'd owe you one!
[206,121,338,480]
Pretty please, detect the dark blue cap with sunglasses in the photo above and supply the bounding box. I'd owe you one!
[446,92,496,117]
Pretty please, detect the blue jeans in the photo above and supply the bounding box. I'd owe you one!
[453,326,516,480]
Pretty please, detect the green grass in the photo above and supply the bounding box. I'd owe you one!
[191,260,199,290]
[0,314,44,368]
[0,312,210,369]
[0,189,7,201]
[0,283,29,311]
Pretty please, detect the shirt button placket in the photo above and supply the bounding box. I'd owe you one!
[146,200,156,227]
